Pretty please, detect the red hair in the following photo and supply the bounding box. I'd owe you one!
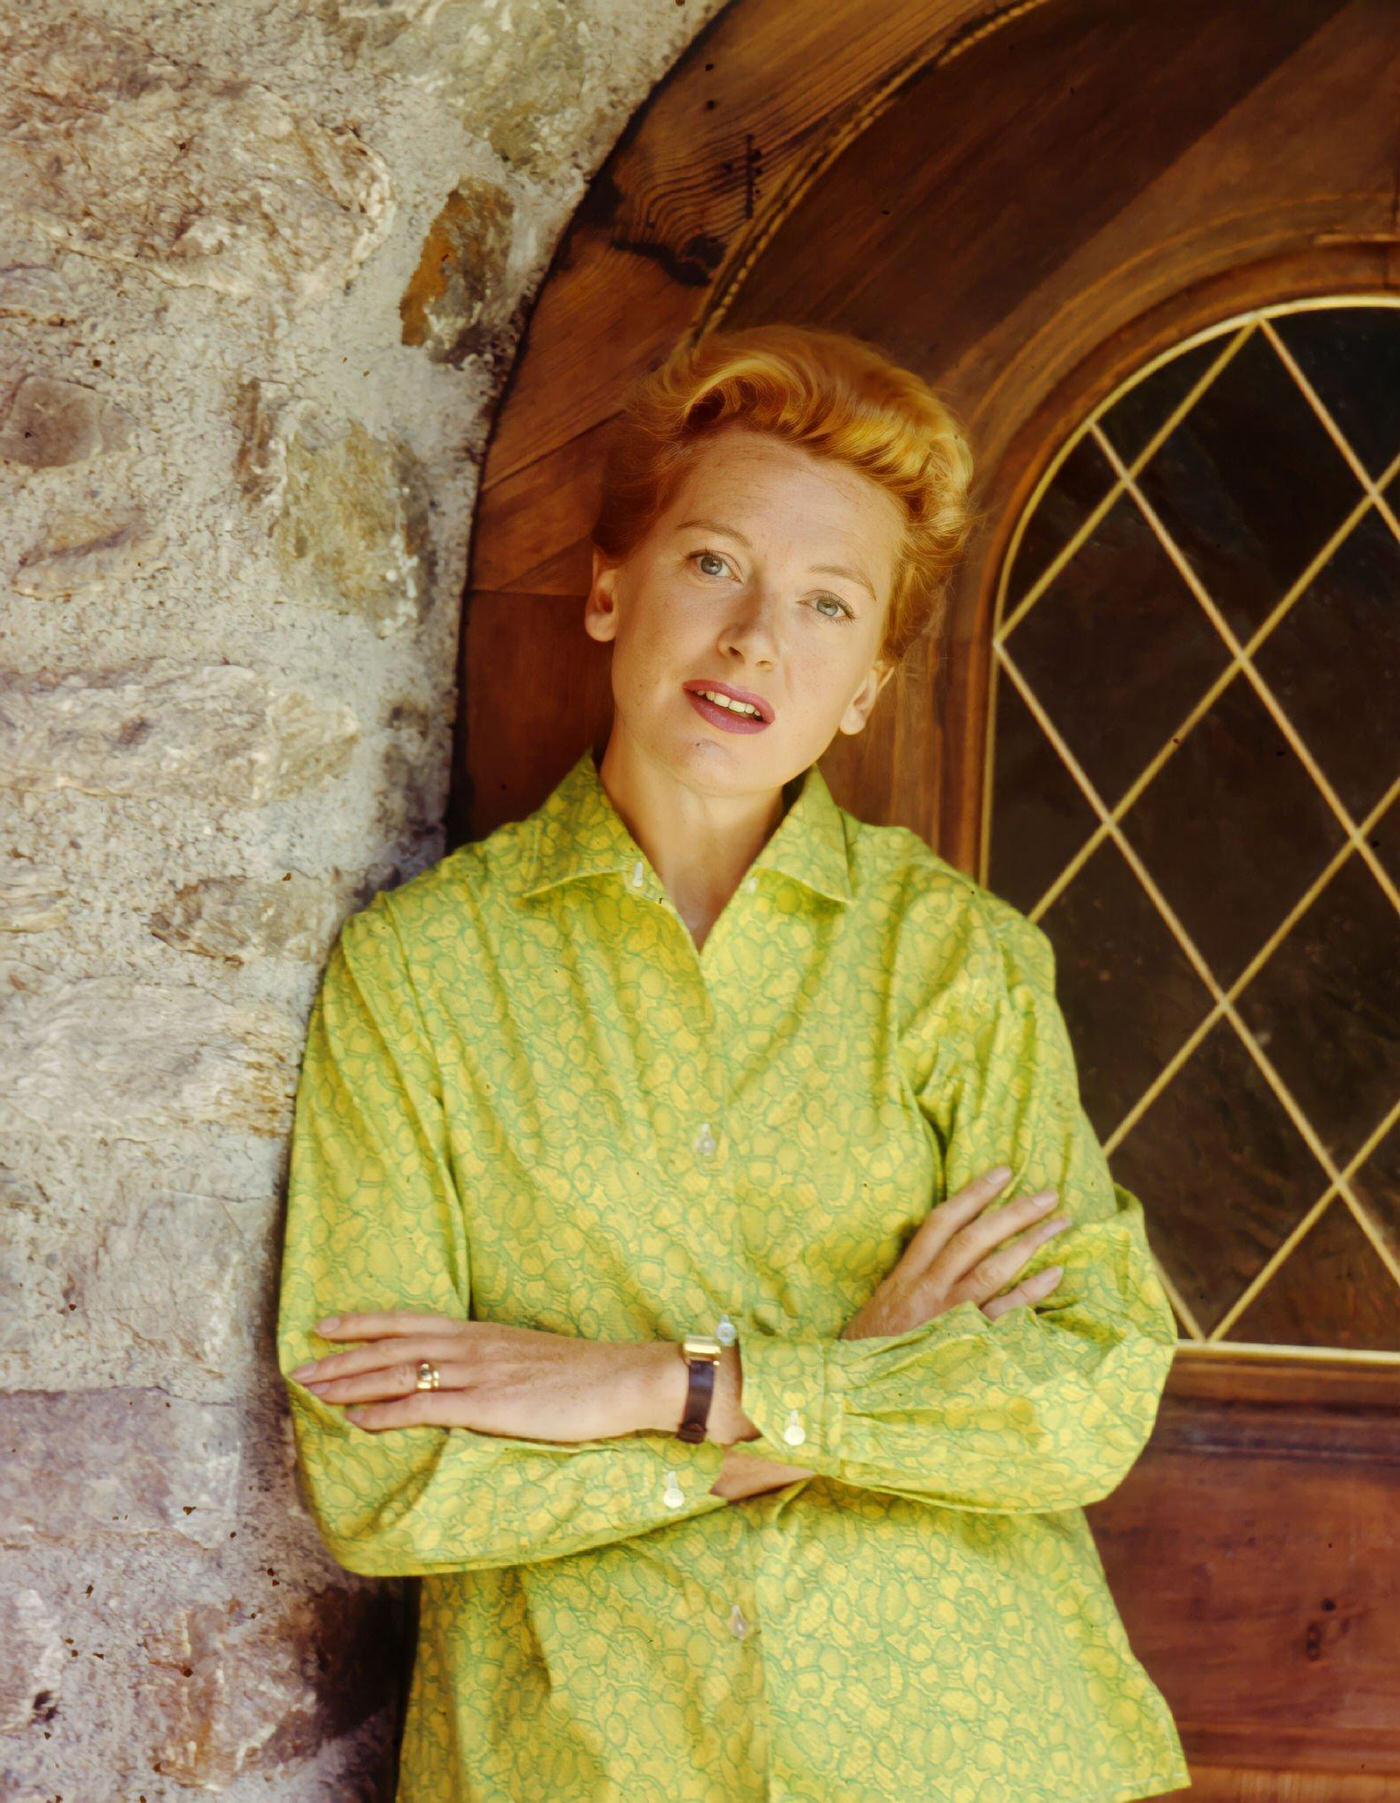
[591,323,981,666]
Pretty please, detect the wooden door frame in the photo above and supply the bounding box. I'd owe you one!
[456,1,1400,1786]
[453,0,1397,855]
[454,0,1058,847]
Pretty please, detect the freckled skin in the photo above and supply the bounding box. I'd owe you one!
[584,424,904,936]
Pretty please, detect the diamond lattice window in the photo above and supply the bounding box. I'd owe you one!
[986,299,1400,1361]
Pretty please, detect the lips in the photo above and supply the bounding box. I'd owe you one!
[681,680,775,723]
[683,684,772,736]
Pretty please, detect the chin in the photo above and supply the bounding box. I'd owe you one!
[667,730,785,785]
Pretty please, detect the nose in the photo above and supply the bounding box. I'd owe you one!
[717,583,779,665]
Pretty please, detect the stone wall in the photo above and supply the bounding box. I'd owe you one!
[0,2,726,1794]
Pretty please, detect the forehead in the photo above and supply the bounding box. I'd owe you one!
[661,429,904,548]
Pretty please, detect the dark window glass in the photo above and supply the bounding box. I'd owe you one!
[986,301,1400,1359]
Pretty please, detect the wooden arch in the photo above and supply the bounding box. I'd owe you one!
[452,2,1400,1788]
[451,0,1396,858]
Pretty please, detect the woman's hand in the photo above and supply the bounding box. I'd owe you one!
[288,1312,659,1441]
[841,1164,1071,1342]
[712,1165,1069,1495]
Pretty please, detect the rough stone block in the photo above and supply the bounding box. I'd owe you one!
[144,1589,403,1790]
[0,1389,240,1552]
[270,420,436,637]
[147,873,344,966]
[0,375,134,468]
[0,660,359,803]
[0,868,68,934]
[0,1588,64,1735]
[400,177,514,366]
[0,16,394,304]
[14,509,153,597]
[0,956,298,1139]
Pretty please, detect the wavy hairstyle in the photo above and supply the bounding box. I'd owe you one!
[590,323,982,668]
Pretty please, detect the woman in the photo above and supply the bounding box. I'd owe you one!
[277,325,1191,1802]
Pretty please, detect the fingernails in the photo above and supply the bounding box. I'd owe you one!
[988,1165,1013,1185]
[289,1365,316,1380]
[1031,1192,1058,1210]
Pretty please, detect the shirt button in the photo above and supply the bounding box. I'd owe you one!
[662,1469,686,1509]
[743,874,758,894]
[729,1603,749,1639]
[782,1409,806,1446]
[627,860,645,890]
[715,1313,737,1346]
[695,1122,717,1159]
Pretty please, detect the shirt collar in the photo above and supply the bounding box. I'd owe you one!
[516,746,853,906]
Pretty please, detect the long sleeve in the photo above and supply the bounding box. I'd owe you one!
[731,887,1179,1514]
[276,890,729,1578]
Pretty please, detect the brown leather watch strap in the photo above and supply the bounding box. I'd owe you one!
[677,1334,722,1443]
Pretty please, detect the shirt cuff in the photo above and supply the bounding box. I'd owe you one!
[615,1428,733,1515]
[725,1331,842,1466]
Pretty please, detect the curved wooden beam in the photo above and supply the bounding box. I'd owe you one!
[456,0,1397,850]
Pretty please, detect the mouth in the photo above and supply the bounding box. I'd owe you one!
[681,680,775,734]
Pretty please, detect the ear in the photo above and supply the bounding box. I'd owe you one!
[837,657,896,736]
[583,544,621,644]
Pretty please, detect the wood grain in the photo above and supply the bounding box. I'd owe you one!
[453,1,1400,1782]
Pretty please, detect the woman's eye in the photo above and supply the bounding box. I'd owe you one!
[690,551,850,620]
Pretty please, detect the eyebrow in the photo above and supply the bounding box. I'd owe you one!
[674,517,876,601]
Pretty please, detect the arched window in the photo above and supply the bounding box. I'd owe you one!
[989,300,1400,1358]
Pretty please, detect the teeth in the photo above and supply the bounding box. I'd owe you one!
[697,688,762,718]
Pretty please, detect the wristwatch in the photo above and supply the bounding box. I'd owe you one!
[676,1333,723,1443]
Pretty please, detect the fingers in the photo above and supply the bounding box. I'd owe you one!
[964,1209,1072,1301]
[902,1164,1017,1268]
[907,1165,1068,1287]
[981,1263,1065,1322]
[302,1356,474,1406]
[293,1334,467,1393]
[311,1311,467,1340]
[941,1183,1066,1276]
[341,1390,480,1431]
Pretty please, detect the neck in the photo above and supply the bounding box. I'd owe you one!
[594,730,796,928]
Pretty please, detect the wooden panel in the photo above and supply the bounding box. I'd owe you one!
[448,589,612,847]
[711,0,1383,460]
[459,0,1399,855]
[1163,1773,1396,1801]
[481,0,981,499]
[712,0,1398,858]
[1092,1357,1400,1771]
[456,0,1400,1784]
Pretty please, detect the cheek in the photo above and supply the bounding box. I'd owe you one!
[633,591,711,668]
[610,614,692,709]
[785,643,853,699]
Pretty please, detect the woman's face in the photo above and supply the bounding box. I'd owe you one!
[584,425,905,794]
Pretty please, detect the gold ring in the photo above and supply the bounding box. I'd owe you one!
[415,1360,440,1391]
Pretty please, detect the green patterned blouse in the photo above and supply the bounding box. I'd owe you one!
[277,745,1192,1803]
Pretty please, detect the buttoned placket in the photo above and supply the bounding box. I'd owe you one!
[623,855,743,1176]
[621,857,795,1512]
[704,872,817,1459]
[664,874,773,1660]
[618,857,736,1517]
